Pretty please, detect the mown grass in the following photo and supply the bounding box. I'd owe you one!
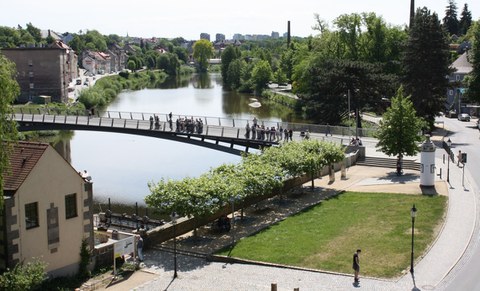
[218,192,446,278]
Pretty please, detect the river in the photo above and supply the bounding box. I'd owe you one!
[68,73,297,205]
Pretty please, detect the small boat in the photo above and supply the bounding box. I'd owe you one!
[248,101,262,108]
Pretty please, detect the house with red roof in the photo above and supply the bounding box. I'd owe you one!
[0,141,94,277]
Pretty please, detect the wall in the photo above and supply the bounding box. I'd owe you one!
[12,147,93,277]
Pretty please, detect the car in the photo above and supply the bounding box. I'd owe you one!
[448,110,457,118]
[458,113,471,121]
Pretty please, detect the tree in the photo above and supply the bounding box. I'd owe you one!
[295,57,397,124]
[221,45,240,87]
[459,3,473,36]
[465,21,480,102]
[375,87,424,171]
[402,7,451,130]
[0,54,19,208]
[25,22,42,43]
[226,59,245,89]
[0,259,46,290]
[251,60,273,94]
[443,0,459,36]
[192,39,213,72]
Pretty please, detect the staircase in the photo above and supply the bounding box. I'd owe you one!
[356,156,421,171]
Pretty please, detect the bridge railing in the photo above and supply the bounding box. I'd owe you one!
[99,110,378,138]
[13,109,379,139]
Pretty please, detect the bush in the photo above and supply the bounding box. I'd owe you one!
[0,259,47,291]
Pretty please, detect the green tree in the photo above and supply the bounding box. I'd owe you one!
[221,45,240,87]
[442,0,459,36]
[459,3,473,36]
[402,7,450,130]
[226,59,245,89]
[157,53,180,76]
[127,59,137,72]
[0,26,22,48]
[0,259,46,290]
[193,39,213,72]
[83,30,107,52]
[251,60,273,94]
[0,54,20,208]
[465,21,480,102]
[375,87,424,170]
[25,22,42,43]
[295,57,397,124]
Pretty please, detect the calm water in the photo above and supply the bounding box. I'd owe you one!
[69,74,296,204]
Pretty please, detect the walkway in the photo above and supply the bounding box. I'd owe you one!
[87,132,477,291]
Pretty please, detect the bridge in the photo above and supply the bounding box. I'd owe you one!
[13,109,377,155]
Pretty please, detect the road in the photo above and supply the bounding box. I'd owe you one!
[439,116,480,291]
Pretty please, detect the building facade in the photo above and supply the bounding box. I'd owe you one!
[447,52,473,114]
[0,142,94,277]
[2,41,78,103]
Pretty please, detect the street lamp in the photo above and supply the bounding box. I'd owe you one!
[230,196,236,246]
[446,138,452,184]
[170,212,178,278]
[410,204,417,275]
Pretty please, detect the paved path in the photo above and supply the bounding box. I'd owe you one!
[90,136,476,291]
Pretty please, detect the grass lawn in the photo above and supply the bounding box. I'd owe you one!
[217,192,446,278]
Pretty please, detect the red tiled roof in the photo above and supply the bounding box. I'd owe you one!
[2,141,49,194]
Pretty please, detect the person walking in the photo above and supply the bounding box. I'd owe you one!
[136,235,144,262]
[457,150,462,167]
[353,249,361,283]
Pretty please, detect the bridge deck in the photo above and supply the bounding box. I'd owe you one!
[13,110,376,155]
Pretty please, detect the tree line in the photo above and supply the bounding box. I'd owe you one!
[219,4,479,130]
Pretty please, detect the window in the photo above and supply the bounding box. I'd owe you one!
[25,202,39,229]
[65,193,77,219]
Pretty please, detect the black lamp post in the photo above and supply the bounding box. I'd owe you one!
[170,212,178,278]
[230,196,236,245]
[447,138,452,184]
[410,204,417,275]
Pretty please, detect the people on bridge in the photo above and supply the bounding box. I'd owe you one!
[149,116,154,130]
[154,115,160,130]
[284,128,289,141]
[245,122,250,139]
[288,129,293,141]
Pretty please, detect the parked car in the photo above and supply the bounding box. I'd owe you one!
[448,110,457,118]
[458,113,471,121]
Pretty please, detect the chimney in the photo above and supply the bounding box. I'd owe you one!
[287,21,291,48]
[409,0,415,28]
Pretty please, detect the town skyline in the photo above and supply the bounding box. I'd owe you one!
[1,0,479,41]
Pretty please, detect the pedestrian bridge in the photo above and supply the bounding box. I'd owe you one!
[13,109,374,155]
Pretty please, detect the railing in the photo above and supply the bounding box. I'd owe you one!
[12,108,379,137]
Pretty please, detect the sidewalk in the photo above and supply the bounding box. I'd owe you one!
[95,142,476,291]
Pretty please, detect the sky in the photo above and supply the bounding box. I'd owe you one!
[2,0,479,40]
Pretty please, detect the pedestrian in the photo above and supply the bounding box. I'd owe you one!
[137,235,144,262]
[288,129,293,141]
[353,249,361,283]
[245,122,250,139]
[457,150,462,166]
[149,116,154,130]
[326,123,331,136]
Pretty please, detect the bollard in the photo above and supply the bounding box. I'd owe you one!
[271,283,277,291]
[341,162,347,180]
